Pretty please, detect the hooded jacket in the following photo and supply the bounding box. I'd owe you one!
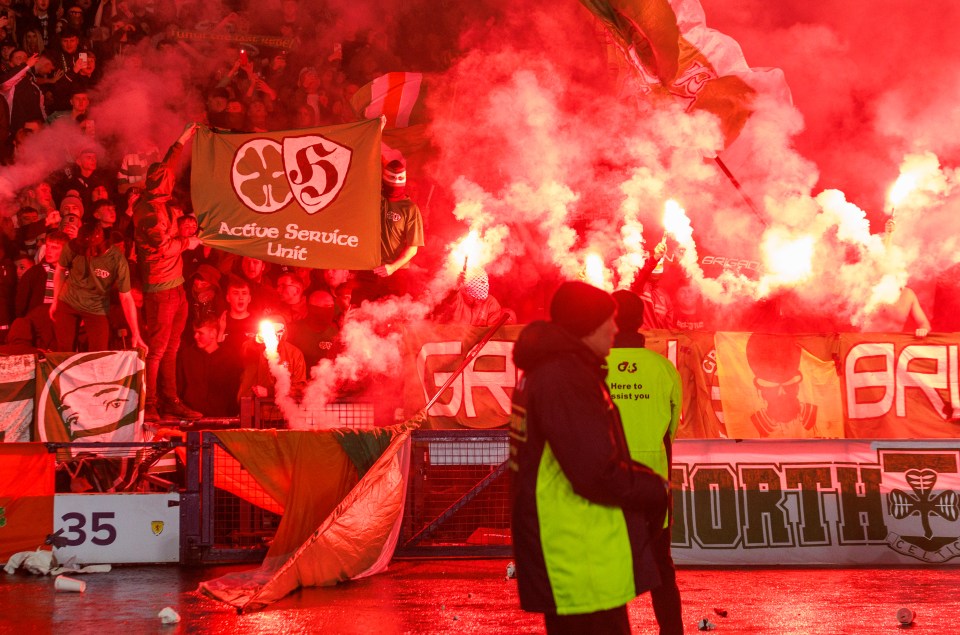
[133,141,189,292]
[509,320,668,616]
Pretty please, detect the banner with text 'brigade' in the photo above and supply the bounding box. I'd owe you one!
[191,119,382,270]
[403,323,525,430]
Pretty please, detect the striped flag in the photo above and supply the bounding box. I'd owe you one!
[351,72,430,157]
[0,355,35,443]
[351,72,426,128]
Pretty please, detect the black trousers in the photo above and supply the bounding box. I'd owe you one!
[651,528,684,635]
[544,605,631,635]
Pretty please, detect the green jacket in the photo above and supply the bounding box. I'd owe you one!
[510,321,668,615]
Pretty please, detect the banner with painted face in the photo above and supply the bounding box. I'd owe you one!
[191,119,382,270]
[35,351,146,446]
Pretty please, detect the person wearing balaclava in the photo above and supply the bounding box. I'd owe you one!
[370,158,423,298]
[434,268,516,326]
[510,280,669,634]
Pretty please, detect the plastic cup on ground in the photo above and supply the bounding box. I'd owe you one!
[54,575,86,593]
[158,607,181,624]
[897,607,915,625]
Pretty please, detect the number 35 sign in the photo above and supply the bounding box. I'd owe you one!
[52,494,180,564]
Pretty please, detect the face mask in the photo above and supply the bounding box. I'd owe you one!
[307,305,336,326]
[382,183,406,200]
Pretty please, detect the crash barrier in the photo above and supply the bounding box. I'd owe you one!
[240,396,378,429]
[180,431,279,565]
[395,433,960,565]
[12,433,960,566]
[396,429,511,557]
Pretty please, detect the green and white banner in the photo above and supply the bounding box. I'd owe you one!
[191,119,383,270]
[35,351,146,445]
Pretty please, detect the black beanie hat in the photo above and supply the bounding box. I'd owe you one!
[550,281,616,337]
[611,289,644,333]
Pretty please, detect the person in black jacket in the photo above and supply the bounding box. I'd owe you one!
[510,281,668,634]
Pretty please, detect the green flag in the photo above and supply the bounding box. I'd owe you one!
[191,119,382,270]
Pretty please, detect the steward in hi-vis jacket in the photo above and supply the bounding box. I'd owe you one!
[606,288,684,635]
[509,281,668,633]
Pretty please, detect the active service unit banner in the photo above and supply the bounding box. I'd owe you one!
[191,119,382,270]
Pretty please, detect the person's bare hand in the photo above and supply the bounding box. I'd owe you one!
[252,385,268,398]
[916,327,929,338]
[26,54,39,68]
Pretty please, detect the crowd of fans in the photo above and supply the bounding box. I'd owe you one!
[1,0,956,424]
[0,0,484,421]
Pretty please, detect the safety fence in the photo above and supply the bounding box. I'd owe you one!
[24,433,960,566]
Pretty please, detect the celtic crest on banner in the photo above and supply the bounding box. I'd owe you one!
[230,134,353,215]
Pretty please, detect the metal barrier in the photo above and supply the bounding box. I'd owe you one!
[239,397,378,429]
[396,429,512,558]
[46,427,515,563]
[181,431,280,564]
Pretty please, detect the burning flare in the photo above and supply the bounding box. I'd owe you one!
[662,199,693,246]
[582,252,610,289]
[758,230,815,296]
[449,229,483,274]
[258,319,280,358]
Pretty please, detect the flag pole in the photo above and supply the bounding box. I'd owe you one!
[713,156,767,227]
[422,312,511,414]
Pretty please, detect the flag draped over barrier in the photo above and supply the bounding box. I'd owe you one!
[0,444,54,563]
[0,355,35,443]
[191,119,382,270]
[199,425,413,611]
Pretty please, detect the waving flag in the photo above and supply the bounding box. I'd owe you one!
[581,0,790,147]
[352,72,425,128]
[351,72,430,158]
[191,119,382,270]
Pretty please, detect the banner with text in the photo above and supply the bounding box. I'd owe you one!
[403,328,960,438]
[403,323,525,429]
[192,119,382,270]
[671,439,960,565]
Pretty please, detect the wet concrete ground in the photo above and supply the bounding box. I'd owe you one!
[2,560,959,634]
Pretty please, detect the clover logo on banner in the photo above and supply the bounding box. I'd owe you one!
[231,134,352,214]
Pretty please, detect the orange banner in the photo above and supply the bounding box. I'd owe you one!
[0,444,55,562]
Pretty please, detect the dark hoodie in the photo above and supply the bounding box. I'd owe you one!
[509,320,668,615]
[133,141,189,292]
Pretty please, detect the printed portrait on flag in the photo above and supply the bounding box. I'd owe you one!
[715,332,844,439]
[35,351,146,444]
[191,119,382,270]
